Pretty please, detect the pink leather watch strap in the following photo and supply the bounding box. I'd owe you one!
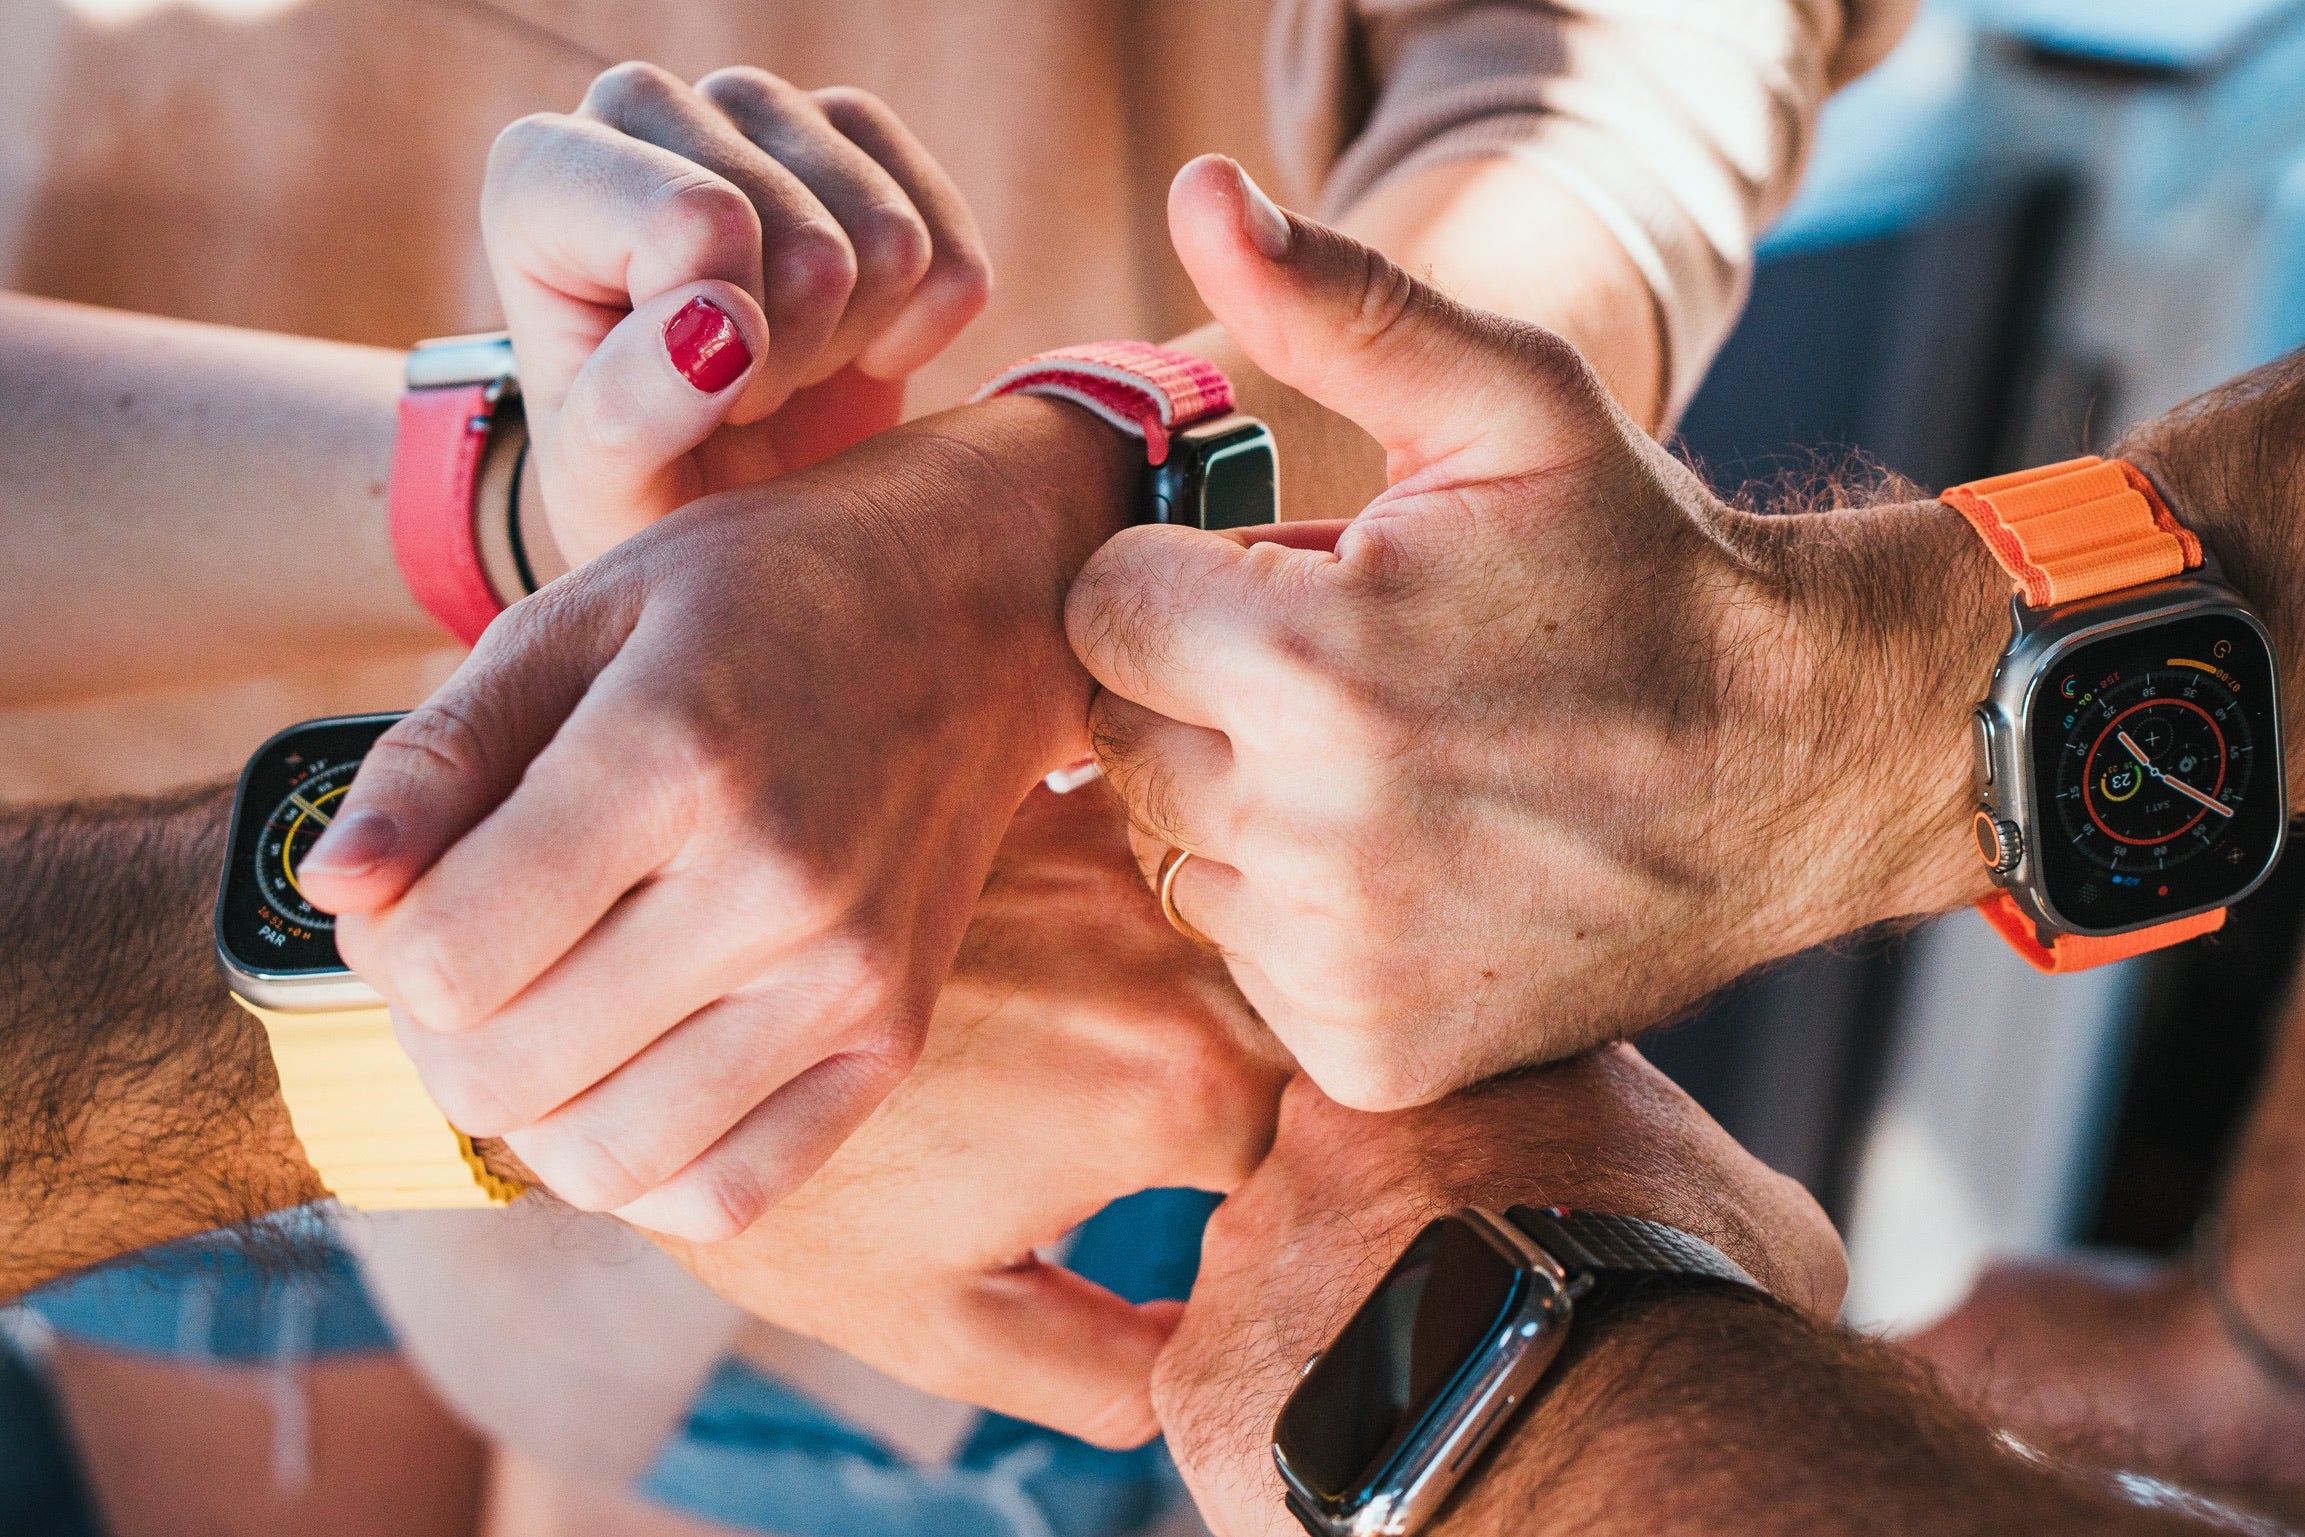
[971,341,1233,464]
[389,383,507,646]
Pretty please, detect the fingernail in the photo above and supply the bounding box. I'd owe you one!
[664,296,752,394]
[301,807,398,879]
[1233,161,1292,262]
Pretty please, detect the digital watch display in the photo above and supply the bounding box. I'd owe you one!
[2024,611,2282,931]
[215,713,403,1008]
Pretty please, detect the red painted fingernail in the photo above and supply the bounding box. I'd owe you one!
[664,296,752,394]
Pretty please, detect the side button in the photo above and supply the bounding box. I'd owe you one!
[1971,708,1996,788]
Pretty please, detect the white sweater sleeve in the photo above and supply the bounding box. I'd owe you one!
[1264,0,1920,419]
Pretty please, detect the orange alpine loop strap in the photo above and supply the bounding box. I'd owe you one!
[1941,456,2201,609]
[1946,457,2219,973]
[1975,891,2224,975]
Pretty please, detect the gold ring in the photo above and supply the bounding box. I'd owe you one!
[1156,845,1219,952]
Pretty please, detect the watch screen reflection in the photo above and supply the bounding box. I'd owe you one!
[1279,1215,1524,1499]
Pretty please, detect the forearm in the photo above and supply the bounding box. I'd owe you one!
[0,786,319,1298]
[0,787,525,1300]
[0,294,443,708]
[1451,1293,2238,1537]
[1709,350,2305,953]
[2121,349,2305,808]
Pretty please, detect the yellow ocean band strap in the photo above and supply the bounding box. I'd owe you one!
[231,994,523,1210]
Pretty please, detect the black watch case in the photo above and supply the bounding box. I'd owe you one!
[215,713,403,1011]
[1144,413,1277,530]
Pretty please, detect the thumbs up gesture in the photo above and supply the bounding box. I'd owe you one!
[1069,155,2000,1108]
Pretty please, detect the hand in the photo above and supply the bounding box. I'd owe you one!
[1905,954,2305,1493]
[1150,1048,1846,1535]
[486,62,990,565]
[1902,1254,2305,1492]
[1068,155,2005,1107]
[653,779,1290,1447]
[296,387,1140,1242]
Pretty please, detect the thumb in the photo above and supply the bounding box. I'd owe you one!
[1166,154,1611,480]
[295,581,638,917]
[937,1264,1182,1448]
[540,278,771,564]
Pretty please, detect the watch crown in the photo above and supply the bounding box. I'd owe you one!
[1973,810,2023,875]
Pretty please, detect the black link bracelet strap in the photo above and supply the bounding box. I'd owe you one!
[1505,1207,1762,1308]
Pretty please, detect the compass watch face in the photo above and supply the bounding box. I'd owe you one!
[2026,611,2283,932]
[217,714,403,980]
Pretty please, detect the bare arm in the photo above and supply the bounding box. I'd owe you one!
[1448,1295,2252,1537]
[0,786,530,1301]
[0,294,439,710]
[1152,1062,2277,1537]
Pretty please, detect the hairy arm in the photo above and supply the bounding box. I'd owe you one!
[1446,1293,2255,1537]
[0,787,524,1301]
[1154,1063,2277,1537]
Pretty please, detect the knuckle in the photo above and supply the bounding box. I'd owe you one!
[483,112,569,192]
[1342,239,1420,350]
[409,1047,524,1138]
[583,59,686,118]
[810,84,895,131]
[523,1120,656,1212]
[381,924,491,1036]
[371,699,499,795]
[768,221,858,312]
[692,64,791,113]
[846,201,932,294]
[643,173,764,276]
[670,1158,771,1243]
[911,241,993,326]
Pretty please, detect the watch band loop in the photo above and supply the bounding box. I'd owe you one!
[1976,889,2225,975]
[1941,456,2201,609]
[235,995,523,1210]
[1505,1206,1759,1299]
[971,341,1234,465]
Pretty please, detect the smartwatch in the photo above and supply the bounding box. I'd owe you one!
[1952,456,2286,972]
[215,713,522,1210]
[1271,1207,1764,1536]
[973,341,1278,529]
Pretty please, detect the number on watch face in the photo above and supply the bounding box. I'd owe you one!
[2054,667,2252,872]
[252,758,361,936]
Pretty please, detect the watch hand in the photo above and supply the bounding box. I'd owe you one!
[286,790,334,827]
[2116,728,2233,817]
[2162,773,2236,818]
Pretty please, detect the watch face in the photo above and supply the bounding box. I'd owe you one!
[1274,1213,1527,1506]
[2026,610,2284,931]
[1198,432,1277,531]
[216,714,403,981]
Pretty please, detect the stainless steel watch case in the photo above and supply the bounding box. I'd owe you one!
[404,330,519,396]
[1973,561,2287,939]
[1273,1207,1578,1537]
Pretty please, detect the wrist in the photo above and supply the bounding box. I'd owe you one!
[1712,494,2005,952]
[873,391,1139,772]
[2120,379,2305,809]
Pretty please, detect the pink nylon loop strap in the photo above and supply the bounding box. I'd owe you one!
[971,340,1233,465]
[388,383,506,647]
